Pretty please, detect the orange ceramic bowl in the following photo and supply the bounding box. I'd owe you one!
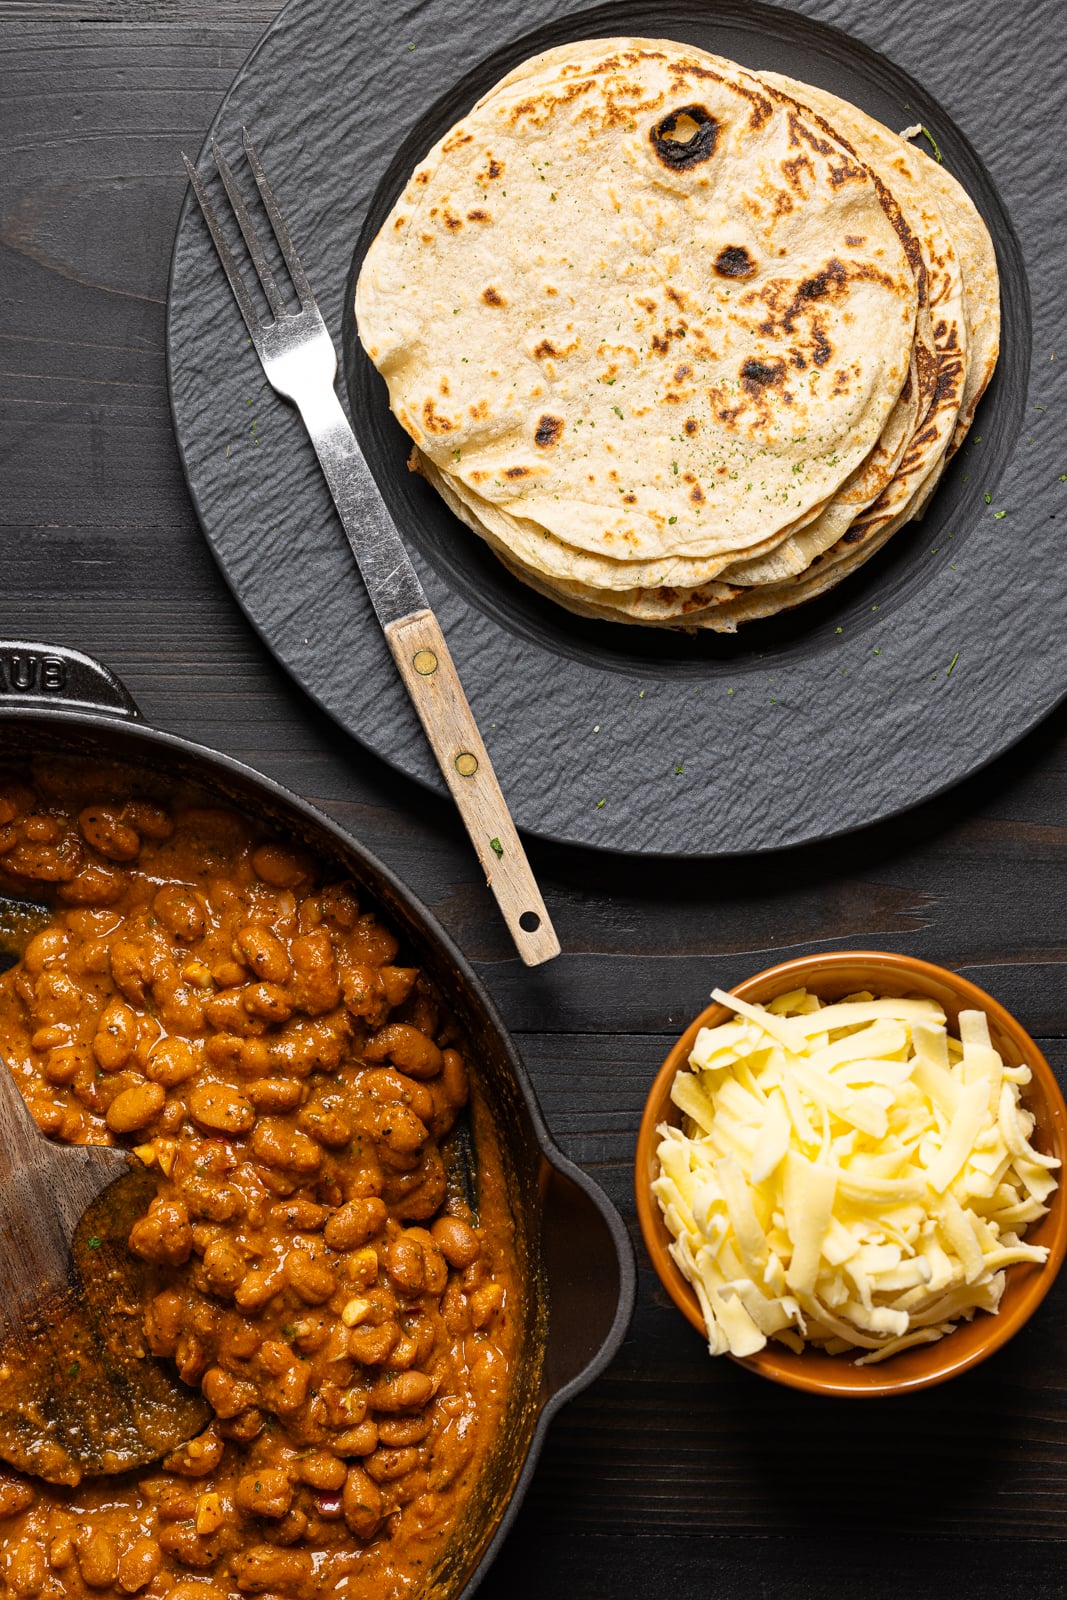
[635,951,1067,1397]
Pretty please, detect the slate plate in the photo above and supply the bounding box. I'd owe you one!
[167,0,1064,857]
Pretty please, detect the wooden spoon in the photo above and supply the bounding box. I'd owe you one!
[0,1056,210,1485]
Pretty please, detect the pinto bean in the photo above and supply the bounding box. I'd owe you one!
[152,884,208,942]
[234,924,292,984]
[201,1366,259,1420]
[367,1369,435,1414]
[373,1103,428,1159]
[431,1214,482,1269]
[235,1469,292,1520]
[347,1321,399,1366]
[107,1080,165,1134]
[0,1474,34,1519]
[233,1266,284,1314]
[364,1444,419,1484]
[298,1106,351,1149]
[201,1239,246,1297]
[320,881,359,929]
[243,982,292,1023]
[377,1412,432,1447]
[364,1023,443,1080]
[296,1451,347,1492]
[386,1234,425,1295]
[76,1530,119,1588]
[117,1537,162,1593]
[342,1467,383,1541]
[469,1282,506,1329]
[232,1544,311,1593]
[9,1538,46,1594]
[342,964,389,1024]
[251,1119,322,1174]
[43,1042,90,1086]
[145,1036,200,1087]
[271,1198,328,1231]
[289,930,340,1014]
[204,988,265,1037]
[120,799,173,840]
[163,1427,225,1478]
[284,1248,336,1305]
[332,1420,378,1457]
[251,843,312,890]
[92,1000,137,1071]
[58,864,123,905]
[324,1198,387,1252]
[379,966,418,1007]
[440,1047,469,1108]
[157,1523,219,1570]
[79,806,140,862]
[189,1081,255,1137]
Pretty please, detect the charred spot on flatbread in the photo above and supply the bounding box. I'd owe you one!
[534,415,563,447]
[740,357,787,393]
[714,245,757,279]
[650,104,719,169]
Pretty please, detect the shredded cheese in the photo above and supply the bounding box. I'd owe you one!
[653,988,1057,1364]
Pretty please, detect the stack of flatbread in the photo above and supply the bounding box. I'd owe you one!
[356,38,999,631]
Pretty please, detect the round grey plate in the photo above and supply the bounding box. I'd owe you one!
[167,0,1064,857]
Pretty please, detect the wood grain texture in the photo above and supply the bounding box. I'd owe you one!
[387,608,560,965]
[0,1064,209,1480]
[1,6,1067,1594]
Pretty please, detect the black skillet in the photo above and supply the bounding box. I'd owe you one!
[0,639,635,1598]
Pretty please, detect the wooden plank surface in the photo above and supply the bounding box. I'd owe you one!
[1,6,1066,1594]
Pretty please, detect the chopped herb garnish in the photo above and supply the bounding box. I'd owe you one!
[920,125,942,162]
[86,1237,101,1250]
[984,491,992,504]
[946,651,959,677]
[674,763,684,776]
[489,837,503,858]
[68,1363,80,1378]
[612,405,623,419]
[595,798,606,810]
[993,509,1006,519]
[667,515,677,524]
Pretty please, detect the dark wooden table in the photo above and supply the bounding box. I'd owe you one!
[2,4,1066,1595]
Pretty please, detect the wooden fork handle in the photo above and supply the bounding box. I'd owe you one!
[386,609,560,967]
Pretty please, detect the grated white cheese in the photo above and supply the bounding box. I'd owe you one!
[653,987,1057,1363]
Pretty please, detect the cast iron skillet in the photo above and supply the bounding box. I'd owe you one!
[0,639,635,1600]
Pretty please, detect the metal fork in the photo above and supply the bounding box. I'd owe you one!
[181,132,559,966]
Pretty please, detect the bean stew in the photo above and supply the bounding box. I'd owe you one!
[0,758,522,1600]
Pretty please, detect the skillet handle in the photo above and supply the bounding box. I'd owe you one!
[538,1160,635,1408]
[0,642,140,721]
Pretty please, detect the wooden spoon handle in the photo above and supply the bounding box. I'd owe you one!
[386,608,560,967]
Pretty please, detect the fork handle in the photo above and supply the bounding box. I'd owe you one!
[385,609,560,967]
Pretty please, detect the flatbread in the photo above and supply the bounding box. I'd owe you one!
[356,37,998,632]
[357,37,918,566]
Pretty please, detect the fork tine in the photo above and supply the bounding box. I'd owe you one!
[210,139,288,322]
[241,128,316,307]
[181,153,263,343]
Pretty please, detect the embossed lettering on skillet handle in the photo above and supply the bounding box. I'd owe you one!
[386,609,561,968]
[0,641,140,720]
